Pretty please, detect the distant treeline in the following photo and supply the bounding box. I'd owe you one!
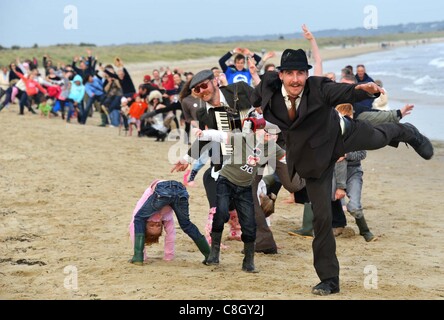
[0,43,96,50]
[1,31,444,66]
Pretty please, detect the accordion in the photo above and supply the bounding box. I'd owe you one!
[214,103,250,155]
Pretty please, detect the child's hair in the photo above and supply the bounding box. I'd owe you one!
[145,220,163,245]
[335,103,354,117]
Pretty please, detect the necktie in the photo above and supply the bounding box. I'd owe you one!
[288,95,297,121]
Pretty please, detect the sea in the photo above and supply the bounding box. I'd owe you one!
[323,41,444,141]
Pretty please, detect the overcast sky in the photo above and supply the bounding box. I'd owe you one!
[1,0,443,47]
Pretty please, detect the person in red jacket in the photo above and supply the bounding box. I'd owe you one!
[13,68,47,115]
[128,95,148,136]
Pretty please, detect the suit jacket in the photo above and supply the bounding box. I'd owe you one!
[250,72,373,179]
[188,82,254,169]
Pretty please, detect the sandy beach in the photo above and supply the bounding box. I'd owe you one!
[1,42,444,300]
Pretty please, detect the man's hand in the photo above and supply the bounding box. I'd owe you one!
[195,129,203,138]
[233,47,243,54]
[335,188,346,200]
[243,48,253,57]
[262,51,276,62]
[114,57,123,67]
[355,82,385,95]
[247,57,258,75]
[140,110,156,121]
[171,159,189,173]
[302,24,314,41]
[218,73,228,86]
[400,104,414,118]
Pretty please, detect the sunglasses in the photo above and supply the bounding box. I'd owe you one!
[193,80,211,93]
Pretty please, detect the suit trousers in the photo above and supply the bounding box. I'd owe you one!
[305,163,339,281]
[344,120,410,152]
[304,120,416,281]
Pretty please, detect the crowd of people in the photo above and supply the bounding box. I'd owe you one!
[1,24,434,297]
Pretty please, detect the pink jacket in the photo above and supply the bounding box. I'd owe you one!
[129,179,176,261]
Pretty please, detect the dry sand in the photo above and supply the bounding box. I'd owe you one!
[1,43,444,300]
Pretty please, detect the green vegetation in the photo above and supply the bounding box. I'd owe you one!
[1,31,443,66]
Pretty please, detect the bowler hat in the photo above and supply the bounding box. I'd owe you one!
[189,69,214,89]
[277,49,312,71]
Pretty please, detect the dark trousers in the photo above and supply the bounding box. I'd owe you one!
[204,167,274,249]
[213,176,256,243]
[203,167,217,208]
[332,199,347,228]
[134,180,204,242]
[0,87,13,108]
[202,166,236,210]
[344,119,409,152]
[255,160,306,252]
[306,163,339,281]
[81,94,104,124]
[184,121,191,144]
[18,91,29,114]
[305,120,416,281]
[252,174,277,252]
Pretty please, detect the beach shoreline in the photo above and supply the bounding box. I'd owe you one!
[1,41,443,300]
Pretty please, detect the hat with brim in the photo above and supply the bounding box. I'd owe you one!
[277,49,312,71]
[189,69,214,89]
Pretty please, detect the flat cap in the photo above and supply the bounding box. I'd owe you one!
[189,69,214,89]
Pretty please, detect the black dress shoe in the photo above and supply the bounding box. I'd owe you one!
[312,276,340,296]
[404,123,434,160]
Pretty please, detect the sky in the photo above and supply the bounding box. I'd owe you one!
[0,0,443,47]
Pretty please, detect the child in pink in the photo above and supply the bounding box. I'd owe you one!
[129,179,176,261]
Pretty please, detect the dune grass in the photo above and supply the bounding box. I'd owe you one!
[1,31,444,67]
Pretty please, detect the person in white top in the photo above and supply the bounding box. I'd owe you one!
[372,79,389,110]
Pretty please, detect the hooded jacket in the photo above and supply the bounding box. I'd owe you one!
[68,74,85,103]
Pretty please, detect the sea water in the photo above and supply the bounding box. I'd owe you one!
[323,41,444,141]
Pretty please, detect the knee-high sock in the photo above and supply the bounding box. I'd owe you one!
[227,209,242,241]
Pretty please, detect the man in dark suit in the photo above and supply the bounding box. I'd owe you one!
[250,48,433,295]
[171,70,280,255]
